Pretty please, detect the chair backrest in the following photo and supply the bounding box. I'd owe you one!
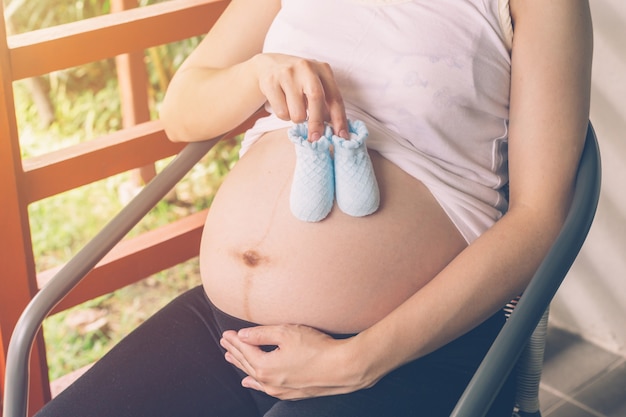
[450,122,602,417]
[0,0,234,414]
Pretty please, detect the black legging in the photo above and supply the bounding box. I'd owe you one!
[36,286,516,417]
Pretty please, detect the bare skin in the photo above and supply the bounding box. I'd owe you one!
[160,0,593,401]
[200,129,467,334]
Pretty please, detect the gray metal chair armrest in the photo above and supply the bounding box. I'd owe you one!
[450,123,602,417]
[3,137,221,417]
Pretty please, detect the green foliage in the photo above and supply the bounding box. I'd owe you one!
[5,0,110,33]
[7,0,237,380]
[7,0,202,151]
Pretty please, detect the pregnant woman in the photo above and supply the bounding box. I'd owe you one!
[36,0,593,416]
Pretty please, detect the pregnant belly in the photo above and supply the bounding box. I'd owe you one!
[200,129,466,334]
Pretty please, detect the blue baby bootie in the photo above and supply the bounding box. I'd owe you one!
[332,120,380,217]
[288,122,335,222]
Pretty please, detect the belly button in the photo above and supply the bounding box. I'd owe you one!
[242,250,263,267]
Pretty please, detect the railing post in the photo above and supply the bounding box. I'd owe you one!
[111,0,157,192]
[0,4,51,415]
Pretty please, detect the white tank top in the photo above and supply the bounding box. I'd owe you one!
[241,0,514,243]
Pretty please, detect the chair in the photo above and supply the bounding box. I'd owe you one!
[2,123,601,417]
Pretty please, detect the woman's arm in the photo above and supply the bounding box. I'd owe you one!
[221,0,594,399]
[160,0,348,142]
[356,0,594,376]
[159,0,280,142]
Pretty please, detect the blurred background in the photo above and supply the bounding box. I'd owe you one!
[550,0,626,358]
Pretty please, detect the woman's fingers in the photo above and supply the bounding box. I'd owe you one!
[300,62,329,141]
[256,54,348,140]
[221,324,363,400]
[220,330,254,374]
[317,63,349,139]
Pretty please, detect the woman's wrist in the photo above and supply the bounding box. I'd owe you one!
[338,331,390,391]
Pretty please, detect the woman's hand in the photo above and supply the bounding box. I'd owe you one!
[252,53,349,141]
[220,324,377,400]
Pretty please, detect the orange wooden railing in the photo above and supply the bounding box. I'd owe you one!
[0,1,232,414]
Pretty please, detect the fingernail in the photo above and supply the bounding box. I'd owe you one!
[339,129,349,139]
[239,328,249,338]
[309,131,321,142]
